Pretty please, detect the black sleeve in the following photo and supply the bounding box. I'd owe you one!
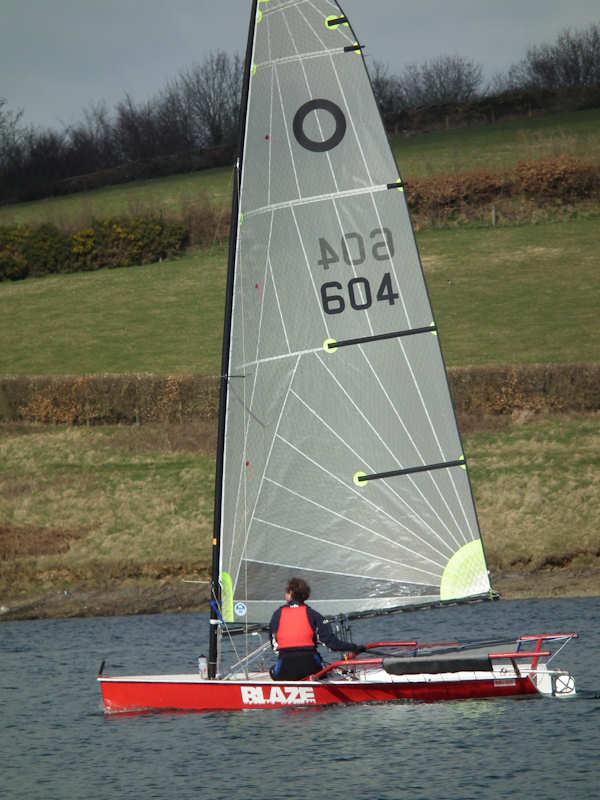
[308,607,356,652]
[269,607,282,650]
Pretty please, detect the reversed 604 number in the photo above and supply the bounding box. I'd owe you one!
[318,228,399,315]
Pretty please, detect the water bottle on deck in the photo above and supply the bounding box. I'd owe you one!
[198,655,208,679]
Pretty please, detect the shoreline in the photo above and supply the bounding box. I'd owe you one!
[1,567,598,623]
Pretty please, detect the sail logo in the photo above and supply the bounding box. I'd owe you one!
[240,685,316,706]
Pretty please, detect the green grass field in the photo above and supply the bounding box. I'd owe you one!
[393,107,600,177]
[1,414,598,600]
[1,107,599,614]
[1,108,599,228]
[1,216,598,375]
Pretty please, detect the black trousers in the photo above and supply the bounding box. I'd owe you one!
[269,649,324,681]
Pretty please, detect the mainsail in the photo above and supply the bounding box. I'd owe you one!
[214,0,491,628]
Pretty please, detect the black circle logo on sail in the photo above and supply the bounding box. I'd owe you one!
[293,99,347,152]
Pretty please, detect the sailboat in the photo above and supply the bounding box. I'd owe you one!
[99,0,577,713]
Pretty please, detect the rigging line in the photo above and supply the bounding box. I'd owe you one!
[273,62,302,199]
[237,145,251,591]
[268,439,450,564]
[288,388,453,558]
[227,211,276,571]
[254,516,444,575]
[244,557,438,587]
[211,584,242,666]
[232,354,302,592]
[313,352,462,547]
[357,345,465,550]
[246,183,390,218]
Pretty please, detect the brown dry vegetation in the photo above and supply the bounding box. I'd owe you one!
[1,413,598,621]
[1,364,597,425]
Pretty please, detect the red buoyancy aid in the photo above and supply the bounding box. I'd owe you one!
[276,605,315,650]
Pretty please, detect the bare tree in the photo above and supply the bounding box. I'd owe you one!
[0,98,24,168]
[504,22,600,90]
[399,55,483,107]
[178,51,242,147]
[369,60,403,115]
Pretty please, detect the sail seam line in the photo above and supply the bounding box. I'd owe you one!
[296,4,467,552]
[394,339,472,545]
[270,439,452,562]
[232,354,302,591]
[322,10,475,543]
[288,388,453,559]
[255,47,348,70]
[227,211,277,571]
[314,352,462,548]
[265,474,436,560]
[244,558,439,586]
[272,62,302,199]
[262,0,311,16]
[254,516,443,574]
[280,8,375,348]
[245,183,389,218]
[356,345,465,551]
[235,346,320,370]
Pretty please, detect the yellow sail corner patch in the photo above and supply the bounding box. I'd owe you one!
[220,571,234,623]
[440,540,489,601]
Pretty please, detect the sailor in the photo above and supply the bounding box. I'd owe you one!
[269,577,365,681]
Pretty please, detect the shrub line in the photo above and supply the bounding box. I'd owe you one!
[0,364,598,425]
[2,156,599,282]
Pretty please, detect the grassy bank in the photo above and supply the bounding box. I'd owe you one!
[1,414,598,620]
[1,108,599,229]
[1,216,598,376]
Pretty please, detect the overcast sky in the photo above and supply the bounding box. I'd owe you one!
[2,0,599,128]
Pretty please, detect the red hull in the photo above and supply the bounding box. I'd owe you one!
[99,674,538,713]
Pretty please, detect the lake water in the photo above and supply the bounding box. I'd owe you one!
[2,596,598,800]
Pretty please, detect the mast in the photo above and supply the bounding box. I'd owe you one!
[208,0,259,680]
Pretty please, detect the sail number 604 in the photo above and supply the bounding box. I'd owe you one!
[321,273,399,314]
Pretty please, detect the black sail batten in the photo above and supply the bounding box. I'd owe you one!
[329,324,437,350]
[357,458,467,484]
[208,0,259,680]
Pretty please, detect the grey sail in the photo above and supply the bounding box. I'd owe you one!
[218,0,491,624]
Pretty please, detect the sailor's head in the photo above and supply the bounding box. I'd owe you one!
[285,577,311,603]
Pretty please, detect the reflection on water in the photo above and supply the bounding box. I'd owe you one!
[1,597,598,800]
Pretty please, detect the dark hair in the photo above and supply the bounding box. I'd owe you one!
[286,577,311,602]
